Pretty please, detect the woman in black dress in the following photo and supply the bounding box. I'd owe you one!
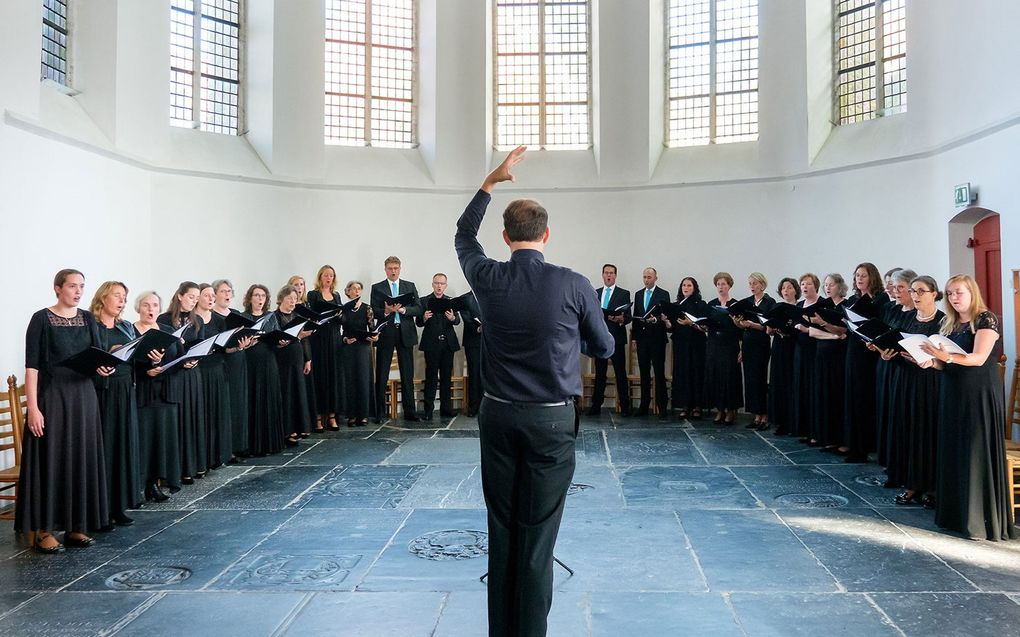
[307,265,345,431]
[703,272,742,424]
[274,285,313,446]
[662,277,707,419]
[195,283,234,470]
[872,268,916,485]
[894,275,944,507]
[17,269,110,553]
[734,272,775,429]
[242,284,285,455]
[842,262,886,463]
[807,273,849,449]
[921,276,1016,541]
[212,279,252,461]
[768,278,800,436]
[288,274,319,432]
[133,291,181,502]
[792,273,821,440]
[341,281,378,426]
[158,282,207,485]
[90,281,143,527]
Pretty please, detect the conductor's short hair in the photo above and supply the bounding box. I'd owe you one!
[602,264,617,274]
[503,199,548,242]
[384,256,401,267]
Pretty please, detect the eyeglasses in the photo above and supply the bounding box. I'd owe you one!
[908,288,933,296]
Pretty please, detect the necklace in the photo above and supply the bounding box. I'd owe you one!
[916,308,937,321]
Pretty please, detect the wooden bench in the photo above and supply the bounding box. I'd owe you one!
[0,375,25,520]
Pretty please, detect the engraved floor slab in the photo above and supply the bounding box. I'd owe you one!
[604,430,705,465]
[383,438,481,465]
[589,592,742,637]
[116,591,306,637]
[295,465,427,509]
[679,509,840,592]
[730,465,867,509]
[282,592,447,636]
[187,466,332,510]
[816,464,901,507]
[397,465,485,509]
[290,439,400,467]
[687,429,792,466]
[563,463,624,509]
[620,466,759,509]
[357,509,490,592]
[0,591,152,637]
[870,592,1020,637]
[0,551,121,592]
[575,428,609,464]
[727,592,902,637]
[777,508,976,592]
[139,466,251,510]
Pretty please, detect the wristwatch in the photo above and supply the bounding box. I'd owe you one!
[946,354,954,364]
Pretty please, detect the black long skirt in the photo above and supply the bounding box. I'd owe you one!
[96,375,142,515]
[137,401,181,491]
[309,323,344,417]
[202,361,233,468]
[768,335,796,432]
[671,327,706,411]
[883,361,910,485]
[791,334,817,437]
[224,350,249,455]
[904,367,940,495]
[343,342,373,420]
[812,338,847,446]
[176,367,207,478]
[276,343,311,437]
[741,332,770,414]
[703,335,742,411]
[15,371,109,534]
[843,337,878,457]
[246,343,284,455]
[874,357,896,466]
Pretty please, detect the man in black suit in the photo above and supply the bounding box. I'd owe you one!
[370,256,422,422]
[631,267,670,419]
[587,263,632,417]
[459,292,483,417]
[416,273,461,420]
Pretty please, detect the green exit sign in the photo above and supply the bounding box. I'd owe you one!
[954,183,973,207]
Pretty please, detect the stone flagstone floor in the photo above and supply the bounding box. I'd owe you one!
[2,411,1020,636]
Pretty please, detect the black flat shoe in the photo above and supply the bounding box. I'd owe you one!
[894,491,919,505]
[404,413,421,422]
[64,534,95,548]
[357,419,369,427]
[182,476,194,486]
[33,536,64,554]
[285,436,300,447]
[745,422,759,429]
[754,423,770,431]
[96,523,116,533]
[113,514,134,527]
[922,495,936,509]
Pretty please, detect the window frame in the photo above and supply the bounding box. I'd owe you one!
[833,0,906,126]
[41,0,71,87]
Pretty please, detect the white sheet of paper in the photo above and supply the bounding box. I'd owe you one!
[897,333,935,364]
[844,308,868,324]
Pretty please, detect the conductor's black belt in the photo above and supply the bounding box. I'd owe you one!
[483,392,572,408]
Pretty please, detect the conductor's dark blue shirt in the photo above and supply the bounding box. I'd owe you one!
[455,189,614,402]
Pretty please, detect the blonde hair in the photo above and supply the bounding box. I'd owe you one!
[748,272,767,288]
[940,274,990,336]
[90,281,128,318]
[314,265,337,294]
[287,275,308,303]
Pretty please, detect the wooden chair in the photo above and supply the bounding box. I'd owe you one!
[1006,449,1020,523]
[1008,357,1020,449]
[0,375,24,520]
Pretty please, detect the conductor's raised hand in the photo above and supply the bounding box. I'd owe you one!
[482,146,527,193]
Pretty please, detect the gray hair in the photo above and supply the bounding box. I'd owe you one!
[892,269,917,284]
[134,290,162,313]
[824,273,848,298]
[212,279,233,293]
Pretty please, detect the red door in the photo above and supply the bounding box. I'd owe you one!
[973,215,1002,321]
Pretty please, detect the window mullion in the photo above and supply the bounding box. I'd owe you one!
[708,0,717,144]
[873,0,885,118]
[364,0,373,145]
[538,0,547,149]
[192,2,203,129]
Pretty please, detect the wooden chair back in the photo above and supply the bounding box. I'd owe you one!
[0,375,24,520]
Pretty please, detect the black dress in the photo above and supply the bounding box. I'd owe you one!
[216,309,249,456]
[768,305,798,434]
[811,298,848,446]
[740,294,775,415]
[157,312,207,479]
[874,302,904,467]
[703,298,742,412]
[341,302,374,421]
[244,312,285,455]
[842,293,887,459]
[935,311,1016,541]
[669,298,708,413]
[200,312,234,468]
[306,290,345,419]
[16,309,109,534]
[95,320,142,518]
[791,299,819,438]
[898,309,944,497]
[878,304,913,476]
[274,309,312,438]
[134,324,182,493]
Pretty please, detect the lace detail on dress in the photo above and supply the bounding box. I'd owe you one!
[46,309,85,327]
[975,310,999,333]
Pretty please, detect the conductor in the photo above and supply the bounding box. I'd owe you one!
[455,146,614,637]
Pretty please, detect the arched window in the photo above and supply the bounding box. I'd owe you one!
[667,0,759,147]
[42,0,70,86]
[834,0,906,124]
[494,0,592,150]
[325,0,416,148]
[170,0,243,135]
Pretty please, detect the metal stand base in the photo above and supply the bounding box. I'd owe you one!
[479,557,574,583]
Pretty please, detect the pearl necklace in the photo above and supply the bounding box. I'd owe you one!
[916,308,937,321]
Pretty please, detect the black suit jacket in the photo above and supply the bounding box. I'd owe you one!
[416,294,462,353]
[595,286,632,349]
[458,293,483,350]
[370,279,422,347]
[631,286,670,346]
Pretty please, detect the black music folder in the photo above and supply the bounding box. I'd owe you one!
[384,292,416,307]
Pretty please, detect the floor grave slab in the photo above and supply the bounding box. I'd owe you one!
[731,465,867,509]
[687,429,792,466]
[139,466,251,511]
[604,430,705,465]
[295,465,427,509]
[575,428,609,463]
[433,591,589,636]
[0,551,118,592]
[282,592,447,636]
[590,592,742,636]
[447,414,479,430]
[871,592,1020,637]
[398,465,484,509]
[679,509,839,592]
[431,429,480,438]
[0,593,34,619]
[357,509,490,592]
[96,510,195,546]
[129,510,293,554]
[554,509,706,592]
[780,445,846,465]
[116,591,306,636]
[564,463,624,509]
[817,464,901,507]
[186,466,331,510]
[777,507,976,592]
[0,592,152,637]
[290,439,399,467]
[63,549,251,592]
[620,466,759,509]
[728,592,901,636]
[237,446,309,465]
[382,438,481,465]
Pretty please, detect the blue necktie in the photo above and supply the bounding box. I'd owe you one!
[645,289,652,312]
[391,281,401,324]
[602,287,611,309]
